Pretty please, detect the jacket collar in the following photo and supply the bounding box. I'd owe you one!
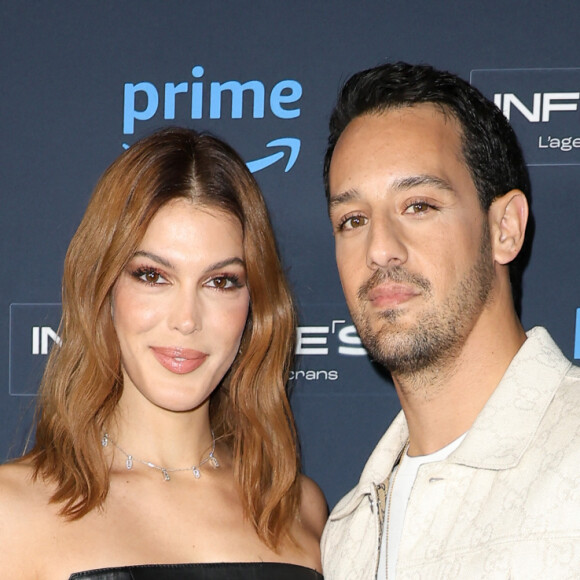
[452,326,571,469]
[328,412,408,520]
[329,327,571,520]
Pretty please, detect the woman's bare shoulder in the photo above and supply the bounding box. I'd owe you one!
[0,458,37,494]
[298,474,328,539]
[0,460,51,576]
[0,458,52,520]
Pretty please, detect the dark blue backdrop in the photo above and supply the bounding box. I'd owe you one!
[2,1,579,509]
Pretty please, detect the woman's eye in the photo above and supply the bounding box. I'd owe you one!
[211,277,231,289]
[338,214,368,231]
[206,275,242,290]
[132,268,167,285]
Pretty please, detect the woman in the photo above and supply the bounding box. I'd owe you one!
[0,128,327,579]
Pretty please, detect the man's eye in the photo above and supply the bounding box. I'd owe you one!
[338,215,368,231]
[405,202,433,214]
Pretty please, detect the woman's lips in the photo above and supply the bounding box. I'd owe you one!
[151,347,207,374]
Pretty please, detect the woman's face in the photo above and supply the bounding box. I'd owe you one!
[112,199,250,413]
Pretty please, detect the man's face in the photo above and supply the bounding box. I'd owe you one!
[328,104,495,375]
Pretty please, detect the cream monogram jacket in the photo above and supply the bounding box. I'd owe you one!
[321,327,580,579]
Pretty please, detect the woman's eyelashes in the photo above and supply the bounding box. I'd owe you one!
[129,264,245,292]
[131,266,169,286]
[204,273,245,291]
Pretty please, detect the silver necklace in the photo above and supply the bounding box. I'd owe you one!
[101,431,220,482]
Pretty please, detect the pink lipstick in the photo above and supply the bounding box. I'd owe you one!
[151,347,207,374]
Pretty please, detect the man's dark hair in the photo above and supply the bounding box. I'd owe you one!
[323,61,530,210]
[323,61,533,314]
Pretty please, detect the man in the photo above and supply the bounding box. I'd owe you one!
[321,62,580,579]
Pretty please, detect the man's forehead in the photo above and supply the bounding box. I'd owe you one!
[341,103,461,140]
[330,105,466,177]
[331,105,463,167]
[327,104,478,212]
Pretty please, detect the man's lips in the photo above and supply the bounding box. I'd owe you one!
[150,347,207,375]
[366,283,421,307]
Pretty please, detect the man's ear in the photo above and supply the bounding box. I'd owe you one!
[488,190,529,265]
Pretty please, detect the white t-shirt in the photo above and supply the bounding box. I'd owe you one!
[377,434,466,580]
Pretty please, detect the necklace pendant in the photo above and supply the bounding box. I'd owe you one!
[103,429,218,483]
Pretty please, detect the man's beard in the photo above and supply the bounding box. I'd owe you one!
[351,225,495,377]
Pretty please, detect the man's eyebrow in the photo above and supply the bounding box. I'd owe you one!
[328,174,456,213]
[328,189,359,212]
[392,174,455,193]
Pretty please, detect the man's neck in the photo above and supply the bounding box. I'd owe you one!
[393,306,527,457]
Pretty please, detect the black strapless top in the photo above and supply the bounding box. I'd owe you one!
[69,562,323,579]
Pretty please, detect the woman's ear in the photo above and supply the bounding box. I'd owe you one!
[488,190,529,265]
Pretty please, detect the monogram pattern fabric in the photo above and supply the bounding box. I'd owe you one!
[321,327,580,579]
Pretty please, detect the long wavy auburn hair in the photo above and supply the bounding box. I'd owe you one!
[27,127,300,549]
